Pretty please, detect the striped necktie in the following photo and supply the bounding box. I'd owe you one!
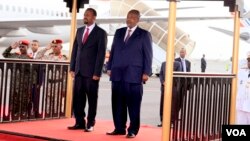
[124,29,132,43]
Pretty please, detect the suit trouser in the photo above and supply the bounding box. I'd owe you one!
[159,84,179,122]
[72,74,99,127]
[111,81,143,135]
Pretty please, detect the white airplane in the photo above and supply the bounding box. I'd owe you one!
[1,0,247,73]
[207,0,250,44]
[0,0,72,47]
[209,17,250,43]
[0,0,196,74]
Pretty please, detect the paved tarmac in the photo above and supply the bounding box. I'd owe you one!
[96,74,161,127]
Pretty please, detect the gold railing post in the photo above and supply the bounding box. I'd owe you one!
[65,0,77,118]
[230,5,240,124]
[162,0,177,140]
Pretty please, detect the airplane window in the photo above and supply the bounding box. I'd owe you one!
[51,11,54,16]
[65,12,68,17]
[12,6,15,12]
[46,10,49,15]
[61,12,64,17]
[30,8,34,14]
[24,7,28,13]
[18,6,21,12]
[56,12,59,17]
[41,9,44,15]
[36,9,39,14]
[6,5,9,11]
[0,5,2,11]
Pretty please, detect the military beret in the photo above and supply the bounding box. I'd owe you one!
[51,39,63,44]
[19,40,29,46]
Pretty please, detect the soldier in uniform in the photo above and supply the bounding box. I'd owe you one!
[2,40,32,118]
[35,39,67,61]
[35,39,67,116]
[2,40,32,59]
[236,51,250,124]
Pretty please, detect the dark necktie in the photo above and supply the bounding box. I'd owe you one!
[124,29,132,43]
[248,70,250,78]
[82,28,89,44]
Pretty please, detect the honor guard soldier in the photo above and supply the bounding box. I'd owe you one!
[35,39,67,61]
[2,40,32,117]
[35,39,67,115]
[236,51,250,124]
[2,40,32,59]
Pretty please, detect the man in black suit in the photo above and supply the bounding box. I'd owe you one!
[106,9,153,138]
[175,48,191,72]
[68,8,107,132]
[174,47,191,123]
[158,60,182,127]
[201,54,206,72]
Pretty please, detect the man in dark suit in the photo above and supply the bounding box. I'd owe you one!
[175,48,191,72]
[158,60,182,127]
[174,47,191,123]
[68,8,107,132]
[201,54,207,72]
[106,9,153,138]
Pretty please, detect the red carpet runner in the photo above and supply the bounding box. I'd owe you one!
[0,118,162,141]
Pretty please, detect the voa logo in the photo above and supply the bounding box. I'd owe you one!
[226,129,246,136]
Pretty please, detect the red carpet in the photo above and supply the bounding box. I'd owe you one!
[0,118,162,141]
[0,132,46,141]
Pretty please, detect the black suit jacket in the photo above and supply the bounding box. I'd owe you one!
[159,61,182,84]
[175,57,191,72]
[201,57,206,69]
[70,24,107,77]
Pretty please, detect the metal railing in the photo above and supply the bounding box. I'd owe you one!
[0,59,69,122]
[0,59,235,141]
[170,72,235,141]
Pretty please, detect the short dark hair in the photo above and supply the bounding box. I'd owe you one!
[32,40,39,43]
[128,9,140,18]
[86,8,97,17]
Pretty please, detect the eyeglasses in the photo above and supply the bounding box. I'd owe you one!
[19,45,26,49]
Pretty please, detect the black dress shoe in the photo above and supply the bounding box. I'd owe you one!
[106,130,126,135]
[126,132,136,138]
[67,124,85,130]
[157,123,162,127]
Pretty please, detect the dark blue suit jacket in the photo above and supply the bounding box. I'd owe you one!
[159,61,182,84]
[175,57,191,72]
[107,27,153,83]
[70,25,107,77]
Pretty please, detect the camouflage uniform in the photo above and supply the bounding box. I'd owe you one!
[35,48,67,61]
[2,46,32,119]
[35,48,67,116]
[2,46,32,59]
